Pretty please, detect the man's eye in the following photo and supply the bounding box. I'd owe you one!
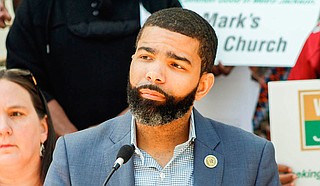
[172,63,183,69]
[140,55,152,60]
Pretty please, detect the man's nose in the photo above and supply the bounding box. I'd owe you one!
[146,67,165,84]
[145,63,166,84]
[146,71,165,84]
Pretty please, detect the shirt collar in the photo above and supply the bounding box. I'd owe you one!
[130,110,196,151]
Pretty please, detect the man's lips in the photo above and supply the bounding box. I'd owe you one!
[139,89,166,101]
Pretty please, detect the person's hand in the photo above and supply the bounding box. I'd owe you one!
[0,0,12,28]
[278,164,297,186]
[211,62,234,76]
[249,67,267,86]
[47,99,78,137]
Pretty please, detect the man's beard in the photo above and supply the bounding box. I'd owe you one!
[127,82,197,126]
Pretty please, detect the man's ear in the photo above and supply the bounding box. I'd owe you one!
[195,73,214,101]
[40,115,49,143]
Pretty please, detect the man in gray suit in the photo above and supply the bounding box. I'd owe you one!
[45,8,280,186]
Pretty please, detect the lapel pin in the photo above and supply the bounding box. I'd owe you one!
[204,155,218,168]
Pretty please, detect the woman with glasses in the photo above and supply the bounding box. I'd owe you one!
[0,68,55,185]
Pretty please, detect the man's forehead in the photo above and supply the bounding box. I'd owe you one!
[138,26,199,45]
[140,26,194,40]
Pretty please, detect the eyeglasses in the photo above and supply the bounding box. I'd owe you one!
[3,68,48,116]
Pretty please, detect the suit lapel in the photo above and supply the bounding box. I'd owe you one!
[193,109,224,186]
[102,112,135,186]
[104,143,135,186]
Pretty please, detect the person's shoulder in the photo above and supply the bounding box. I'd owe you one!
[194,109,266,143]
[63,113,132,145]
[203,118,275,161]
[21,0,48,8]
[56,113,132,159]
[15,0,52,22]
[207,117,268,145]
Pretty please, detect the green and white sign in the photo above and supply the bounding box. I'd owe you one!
[299,91,320,150]
[269,80,320,185]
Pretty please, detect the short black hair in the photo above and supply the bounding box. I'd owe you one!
[136,7,218,74]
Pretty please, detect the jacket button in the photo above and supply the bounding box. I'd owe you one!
[204,155,218,168]
[92,10,99,16]
[91,1,98,8]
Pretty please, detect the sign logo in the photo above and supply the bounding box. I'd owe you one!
[299,90,320,150]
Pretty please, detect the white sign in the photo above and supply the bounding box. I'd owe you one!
[269,80,320,185]
[194,66,259,132]
[180,0,320,67]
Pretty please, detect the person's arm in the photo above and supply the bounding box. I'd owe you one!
[0,0,11,28]
[141,0,181,13]
[211,62,234,76]
[255,141,281,186]
[6,0,50,89]
[5,0,77,136]
[48,99,78,136]
[288,28,320,80]
[44,136,71,185]
[12,0,21,11]
[278,164,297,186]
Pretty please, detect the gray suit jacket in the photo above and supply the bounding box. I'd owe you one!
[44,109,280,185]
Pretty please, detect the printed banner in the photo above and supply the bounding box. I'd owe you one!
[299,90,320,150]
[180,0,320,67]
[269,80,320,185]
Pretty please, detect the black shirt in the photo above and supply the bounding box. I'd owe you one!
[6,0,181,129]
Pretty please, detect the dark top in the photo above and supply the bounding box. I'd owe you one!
[6,0,181,129]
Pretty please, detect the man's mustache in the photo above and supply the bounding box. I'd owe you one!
[136,84,170,98]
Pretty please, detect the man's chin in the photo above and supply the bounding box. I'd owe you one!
[148,100,166,106]
[139,97,167,106]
